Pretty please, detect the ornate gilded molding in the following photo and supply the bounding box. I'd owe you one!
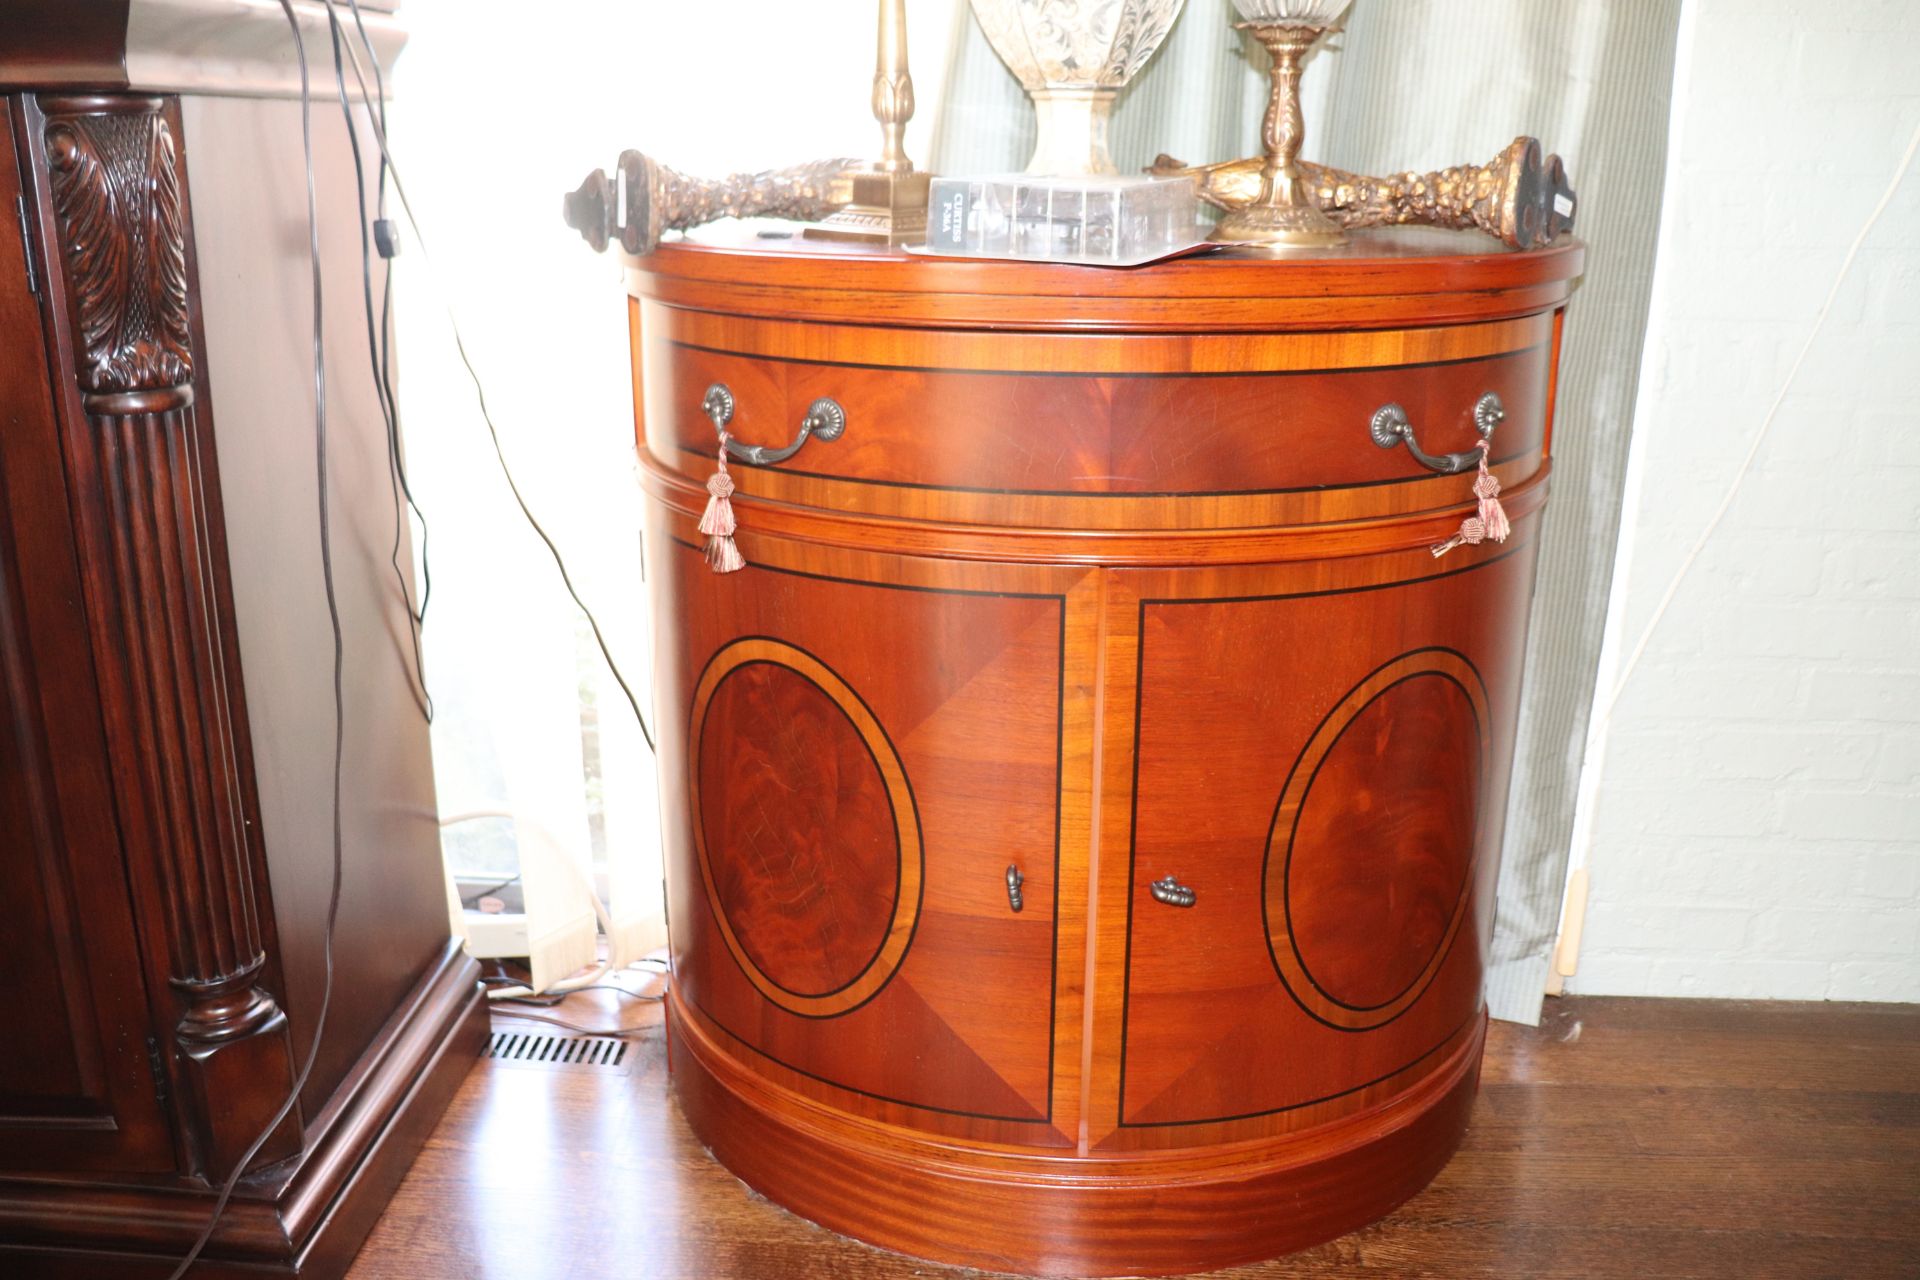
[41,96,194,410]
[1153,136,1578,251]
[566,152,857,257]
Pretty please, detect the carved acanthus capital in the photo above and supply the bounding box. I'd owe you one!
[41,96,194,410]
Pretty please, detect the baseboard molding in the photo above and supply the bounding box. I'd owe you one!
[0,939,485,1278]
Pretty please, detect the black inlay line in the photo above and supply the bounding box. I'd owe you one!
[1115,596,1149,1126]
[692,652,911,1006]
[1116,541,1535,1125]
[687,993,1056,1127]
[661,335,1549,383]
[1140,536,1534,609]
[1046,603,1065,1125]
[666,535,1062,602]
[673,545,1067,1126]
[1274,661,1488,1026]
[688,636,923,1023]
[1117,1007,1483,1130]
[667,441,1540,502]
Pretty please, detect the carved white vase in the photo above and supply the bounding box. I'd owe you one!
[967,0,1188,175]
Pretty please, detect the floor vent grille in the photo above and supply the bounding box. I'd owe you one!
[483,1031,632,1073]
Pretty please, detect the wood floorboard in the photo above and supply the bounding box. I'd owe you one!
[344,990,1920,1279]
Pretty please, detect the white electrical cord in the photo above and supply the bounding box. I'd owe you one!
[440,809,618,1001]
[1599,115,1920,721]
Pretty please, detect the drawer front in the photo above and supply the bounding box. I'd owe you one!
[1106,532,1540,1140]
[638,302,1555,530]
[648,518,1071,1143]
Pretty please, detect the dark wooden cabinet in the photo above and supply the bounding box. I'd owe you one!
[0,132,175,1174]
[1,32,483,1278]
[622,227,1582,1276]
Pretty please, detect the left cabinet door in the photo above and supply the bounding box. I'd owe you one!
[0,118,172,1173]
[649,519,1075,1149]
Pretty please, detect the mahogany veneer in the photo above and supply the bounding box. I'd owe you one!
[623,227,1583,1276]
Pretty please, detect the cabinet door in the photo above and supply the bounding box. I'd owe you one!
[650,523,1071,1146]
[0,128,171,1172]
[1106,539,1538,1143]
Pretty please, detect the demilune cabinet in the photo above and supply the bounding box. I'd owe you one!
[621,227,1581,1276]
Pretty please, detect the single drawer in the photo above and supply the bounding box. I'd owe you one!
[636,302,1554,531]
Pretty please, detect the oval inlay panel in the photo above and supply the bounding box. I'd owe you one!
[690,638,922,1018]
[1264,650,1489,1032]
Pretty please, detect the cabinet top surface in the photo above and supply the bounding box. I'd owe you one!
[626,226,1584,333]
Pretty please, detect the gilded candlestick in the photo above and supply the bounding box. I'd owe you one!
[805,0,931,246]
[1211,0,1351,248]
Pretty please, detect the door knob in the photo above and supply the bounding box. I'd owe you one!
[1150,874,1195,908]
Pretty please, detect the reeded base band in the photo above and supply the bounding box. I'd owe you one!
[668,995,1484,1278]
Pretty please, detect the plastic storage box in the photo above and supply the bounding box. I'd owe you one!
[922,173,1200,265]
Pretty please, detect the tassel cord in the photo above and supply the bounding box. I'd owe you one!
[701,425,745,573]
[1432,440,1510,558]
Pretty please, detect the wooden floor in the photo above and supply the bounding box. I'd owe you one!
[345,990,1920,1279]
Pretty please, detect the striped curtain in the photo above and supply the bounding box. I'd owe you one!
[931,0,1685,1025]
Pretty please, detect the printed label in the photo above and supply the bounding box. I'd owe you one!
[1553,193,1574,218]
[933,186,970,251]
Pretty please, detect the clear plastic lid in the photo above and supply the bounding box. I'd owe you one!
[922,174,1202,266]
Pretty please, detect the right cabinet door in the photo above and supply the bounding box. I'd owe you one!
[1110,537,1540,1139]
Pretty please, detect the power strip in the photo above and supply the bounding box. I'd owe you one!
[462,910,530,960]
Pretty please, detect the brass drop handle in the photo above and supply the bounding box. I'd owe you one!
[703,383,846,466]
[1149,874,1196,908]
[1369,391,1505,475]
[1006,864,1024,914]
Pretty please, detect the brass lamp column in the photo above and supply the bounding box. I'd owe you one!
[1212,0,1352,248]
[806,0,931,246]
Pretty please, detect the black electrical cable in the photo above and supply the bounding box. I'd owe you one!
[348,0,425,637]
[494,984,665,1007]
[324,0,656,754]
[488,1007,660,1039]
[323,3,433,722]
[165,3,346,1275]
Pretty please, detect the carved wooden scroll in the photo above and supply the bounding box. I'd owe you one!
[36,94,299,1179]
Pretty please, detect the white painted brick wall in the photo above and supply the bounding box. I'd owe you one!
[1569,0,1920,1002]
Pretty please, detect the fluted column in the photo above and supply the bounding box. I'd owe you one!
[35,93,299,1179]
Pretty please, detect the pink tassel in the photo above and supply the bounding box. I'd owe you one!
[705,532,745,574]
[1475,469,1511,542]
[698,471,736,538]
[1432,442,1510,557]
[700,436,745,574]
